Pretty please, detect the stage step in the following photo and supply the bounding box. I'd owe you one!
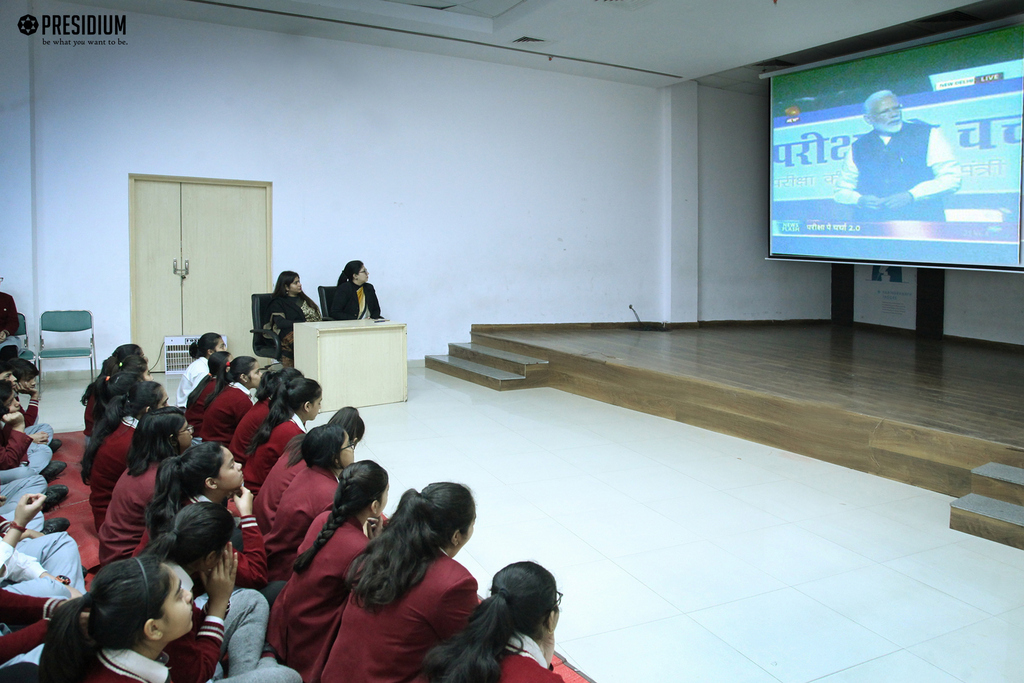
[448,342,549,379]
[424,355,527,391]
[971,463,1024,507]
[950,493,1024,550]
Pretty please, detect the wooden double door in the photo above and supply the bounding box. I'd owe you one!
[129,175,272,371]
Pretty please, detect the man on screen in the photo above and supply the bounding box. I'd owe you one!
[834,90,961,221]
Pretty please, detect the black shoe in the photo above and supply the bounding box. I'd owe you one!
[48,439,62,454]
[42,485,68,512]
[42,517,70,534]
[39,460,67,482]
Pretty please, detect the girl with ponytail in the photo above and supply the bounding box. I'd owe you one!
[321,482,478,683]
[38,555,197,683]
[228,367,301,466]
[84,377,167,531]
[263,424,355,581]
[80,345,146,441]
[98,408,191,567]
[199,356,261,444]
[138,443,267,589]
[143,504,301,683]
[176,333,225,408]
[254,405,363,533]
[267,460,388,683]
[243,378,321,495]
[184,351,230,438]
[423,562,562,683]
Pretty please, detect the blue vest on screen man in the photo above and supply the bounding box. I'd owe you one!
[852,121,945,222]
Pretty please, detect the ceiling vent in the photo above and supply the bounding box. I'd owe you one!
[512,36,545,43]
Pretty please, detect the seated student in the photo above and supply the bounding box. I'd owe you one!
[0,494,84,600]
[82,377,166,531]
[229,367,301,467]
[145,504,301,683]
[266,272,322,368]
[321,483,478,683]
[139,442,266,590]
[0,383,61,484]
[80,345,147,442]
[255,406,364,533]
[38,555,202,683]
[263,425,353,582]
[6,359,61,456]
[176,333,226,408]
[330,260,382,321]
[243,378,321,496]
[99,408,191,566]
[184,351,230,439]
[200,356,261,445]
[267,460,388,683]
[423,562,563,683]
[0,288,23,364]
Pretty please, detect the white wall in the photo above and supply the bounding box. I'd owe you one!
[0,0,36,333]
[14,0,665,362]
[946,270,1024,344]
[696,86,831,321]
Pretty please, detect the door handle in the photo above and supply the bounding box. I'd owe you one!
[173,259,190,280]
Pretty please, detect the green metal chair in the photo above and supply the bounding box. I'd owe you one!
[38,310,95,385]
[14,314,37,364]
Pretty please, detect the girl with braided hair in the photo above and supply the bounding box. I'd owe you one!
[266,460,388,682]
[83,377,167,530]
[263,424,355,581]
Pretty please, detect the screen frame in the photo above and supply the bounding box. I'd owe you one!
[765,17,1024,273]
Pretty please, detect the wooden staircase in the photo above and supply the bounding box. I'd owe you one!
[951,462,1024,549]
[425,342,549,391]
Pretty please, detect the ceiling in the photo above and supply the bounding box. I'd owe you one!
[64,0,1024,89]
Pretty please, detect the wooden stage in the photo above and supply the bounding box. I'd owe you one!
[466,323,1024,498]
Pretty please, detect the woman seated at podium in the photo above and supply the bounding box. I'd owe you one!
[267,271,322,367]
[330,261,382,321]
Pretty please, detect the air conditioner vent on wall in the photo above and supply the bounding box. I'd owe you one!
[164,335,228,374]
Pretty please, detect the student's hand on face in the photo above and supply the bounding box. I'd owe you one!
[364,517,384,540]
[232,486,254,518]
[203,545,238,611]
[29,432,49,444]
[1,412,25,430]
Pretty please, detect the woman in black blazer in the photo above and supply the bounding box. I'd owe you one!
[330,260,382,320]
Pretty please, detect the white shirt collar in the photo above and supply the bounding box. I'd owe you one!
[508,633,548,668]
[167,561,194,594]
[122,416,139,429]
[230,382,256,403]
[189,494,213,505]
[290,413,307,433]
[99,649,170,683]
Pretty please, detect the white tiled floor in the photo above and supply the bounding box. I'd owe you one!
[40,367,1024,683]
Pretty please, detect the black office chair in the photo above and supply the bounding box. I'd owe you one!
[250,293,283,363]
[318,286,337,321]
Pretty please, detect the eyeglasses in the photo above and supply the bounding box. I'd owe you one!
[344,439,358,451]
[183,424,194,434]
[554,591,563,609]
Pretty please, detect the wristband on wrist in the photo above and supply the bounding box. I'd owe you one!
[9,522,28,533]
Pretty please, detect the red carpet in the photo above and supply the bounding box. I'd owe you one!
[48,431,100,571]
[553,654,595,683]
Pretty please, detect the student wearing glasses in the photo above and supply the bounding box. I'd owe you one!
[330,261,382,321]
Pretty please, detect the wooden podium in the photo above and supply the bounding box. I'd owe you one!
[293,320,408,412]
